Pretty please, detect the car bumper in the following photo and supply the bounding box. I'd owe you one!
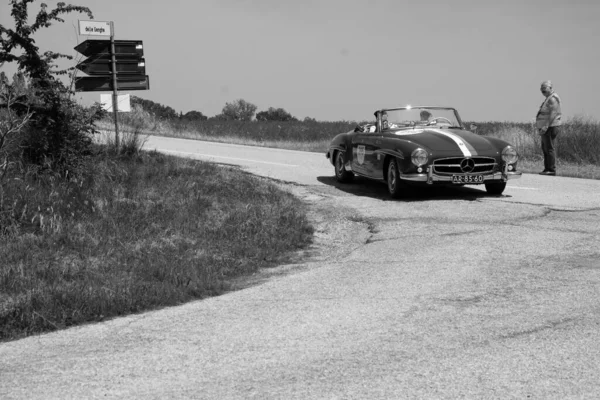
[400,166,522,184]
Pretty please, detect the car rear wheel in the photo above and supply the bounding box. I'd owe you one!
[387,158,405,198]
[485,181,507,195]
[335,151,354,183]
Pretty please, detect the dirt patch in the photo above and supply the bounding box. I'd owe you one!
[226,185,371,292]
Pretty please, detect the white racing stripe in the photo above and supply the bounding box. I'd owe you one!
[429,129,472,157]
[157,149,299,167]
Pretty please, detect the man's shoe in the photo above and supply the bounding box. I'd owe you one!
[540,171,556,176]
[539,170,548,175]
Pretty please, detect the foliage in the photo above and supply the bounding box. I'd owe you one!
[256,107,297,122]
[0,72,33,211]
[164,117,355,146]
[105,105,149,156]
[0,0,105,175]
[130,95,178,120]
[180,110,208,121]
[220,98,257,121]
[21,98,105,173]
[0,0,93,80]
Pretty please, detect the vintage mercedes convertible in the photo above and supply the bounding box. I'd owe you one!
[326,106,522,197]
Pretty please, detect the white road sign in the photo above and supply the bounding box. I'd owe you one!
[79,20,112,36]
[101,94,131,112]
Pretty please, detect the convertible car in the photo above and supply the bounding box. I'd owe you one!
[326,106,522,198]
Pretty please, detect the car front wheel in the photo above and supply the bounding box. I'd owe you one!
[387,158,405,198]
[335,151,354,183]
[485,181,507,195]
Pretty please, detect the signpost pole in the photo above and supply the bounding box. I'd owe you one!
[110,21,120,151]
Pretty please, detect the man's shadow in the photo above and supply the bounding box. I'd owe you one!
[316,175,510,202]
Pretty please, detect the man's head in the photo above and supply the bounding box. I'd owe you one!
[540,80,553,97]
[420,110,432,121]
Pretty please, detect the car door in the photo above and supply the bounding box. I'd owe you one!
[369,133,385,179]
[351,128,381,178]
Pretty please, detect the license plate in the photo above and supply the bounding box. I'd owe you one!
[452,175,483,184]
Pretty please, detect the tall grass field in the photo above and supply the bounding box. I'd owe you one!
[102,107,600,178]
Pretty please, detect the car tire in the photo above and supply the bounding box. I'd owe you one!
[485,181,507,195]
[335,151,354,183]
[387,158,405,198]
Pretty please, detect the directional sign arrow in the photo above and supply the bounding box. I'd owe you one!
[74,40,144,57]
[75,75,150,92]
[76,55,146,75]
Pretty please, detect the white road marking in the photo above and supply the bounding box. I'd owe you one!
[156,149,299,167]
[508,186,539,190]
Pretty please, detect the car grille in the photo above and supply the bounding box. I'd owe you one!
[433,157,497,174]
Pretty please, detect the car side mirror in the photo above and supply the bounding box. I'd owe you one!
[469,123,477,133]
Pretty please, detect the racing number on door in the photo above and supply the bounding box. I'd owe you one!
[357,145,366,165]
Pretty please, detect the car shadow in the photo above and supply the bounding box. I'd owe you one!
[316,175,512,202]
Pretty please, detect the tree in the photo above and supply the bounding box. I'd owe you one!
[0,0,104,174]
[0,1,93,85]
[130,96,178,120]
[256,107,296,122]
[221,99,257,121]
[180,110,207,121]
[210,113,227,121]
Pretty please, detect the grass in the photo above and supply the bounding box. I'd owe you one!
[0,148,313,341]
[465,118,600,179]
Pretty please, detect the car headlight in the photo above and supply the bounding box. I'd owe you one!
[411,148,428,167]
[501,146,518,164]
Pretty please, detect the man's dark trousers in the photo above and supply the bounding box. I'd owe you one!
[542,126,560,172]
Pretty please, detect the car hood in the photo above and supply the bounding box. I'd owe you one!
[391,128,497,156]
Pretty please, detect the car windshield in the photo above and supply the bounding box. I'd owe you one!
[382,107,463,129]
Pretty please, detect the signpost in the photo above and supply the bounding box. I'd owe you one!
[75,21,149,150]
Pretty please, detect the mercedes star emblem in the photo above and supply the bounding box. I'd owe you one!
[460,158,475,173]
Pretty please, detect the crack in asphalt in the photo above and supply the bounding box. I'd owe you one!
[497,317,579,341]
[360,205,600,243]
[489,199,600,213]
[439,229,489,238]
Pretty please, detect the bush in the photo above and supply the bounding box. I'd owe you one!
[21,97,105,176]
[256,107,297,122]
[220,99,257,121]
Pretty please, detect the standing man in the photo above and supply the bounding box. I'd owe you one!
[535,80,562,175]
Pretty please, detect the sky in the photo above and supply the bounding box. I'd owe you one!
[1,0,599,122]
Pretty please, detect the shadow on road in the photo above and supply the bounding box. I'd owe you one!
[316,175,512,202]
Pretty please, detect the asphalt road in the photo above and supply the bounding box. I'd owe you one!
[2,135,600,399]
